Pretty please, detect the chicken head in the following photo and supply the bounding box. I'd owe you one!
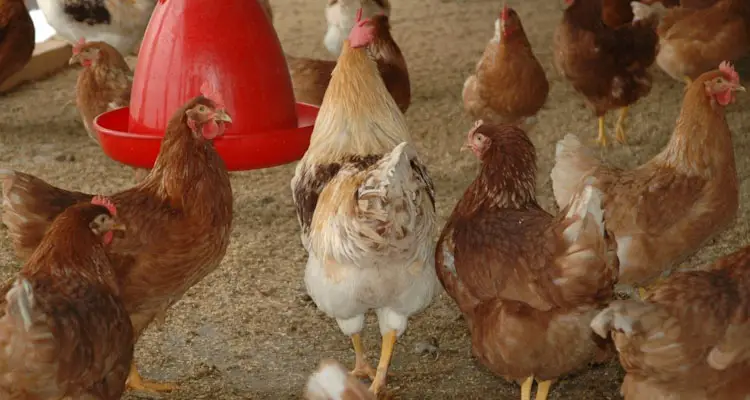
[69,38,99,67]
[461,120,491,158]
[500,5,522,38]
[186,85,233,140]
[704,61,746,107]
[89,196,126,245]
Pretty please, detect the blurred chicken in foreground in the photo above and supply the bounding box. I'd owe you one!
[324,0,391,56]
[291,9,437,397]
[69,38,132,143]
[0,89,234,394]
[462,6,549,127]
[259,0,273,22]
[288,12,410,113]
[0,0,34,89]
[631,0,750,83]
[554,0,659,146]
[552,62,743,299]
[436,122,618,400]
[0,199,133,400]
[591,244,750,399]
[305,360,376,400]
[38,0,156,55]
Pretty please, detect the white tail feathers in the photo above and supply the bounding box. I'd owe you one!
[305,360,374,400]
[358,142,414,200]
[563,185,605,242]
[6,278,36,332]
[551,134,601,210]
[631,1,667,22]
[591,300,652,339]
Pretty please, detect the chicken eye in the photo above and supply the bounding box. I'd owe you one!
[198,105,207,112]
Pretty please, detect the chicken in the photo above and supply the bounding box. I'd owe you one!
[551,62,744,298]
[324,0,391,56]
[0,0,34,89]
[259,0,273,22]
[69,38,132,143]
[462,6,549,127]
[37,0,156,55]
[289,12,410,113]
[591,244,750,399]
[554,0,659,146]
[603,0,635,27]
[305,360,376,400]
[631,0,750,83]
[638,0,720,9]
[0,86,234,394]
[291,11,436,396]
[0,198,133,400]
[435,122,618,400]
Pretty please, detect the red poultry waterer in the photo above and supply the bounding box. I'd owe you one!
[93,0,318,171]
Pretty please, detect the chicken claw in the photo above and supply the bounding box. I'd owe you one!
[350,333,377,380]
[615,107,628,144]
[596,116,608,147]
[126,361,177,393]
[369,330,397,396]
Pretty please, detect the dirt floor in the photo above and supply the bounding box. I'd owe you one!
[2,0,750,399]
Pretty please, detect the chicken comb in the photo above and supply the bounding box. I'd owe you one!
[72,37,86,54]
[200,82,225,109]
[348,8,375,48]
[91,196,117,216]
[501,3,509,21]
[719,61,740,84]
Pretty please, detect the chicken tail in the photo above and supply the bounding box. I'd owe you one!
[358,142,415,201]
[0,169,92,259]
[630,1,667,23]
[554,185,619,305]
[5,279,36,333]
[305,359,374,400]
[590,299,663,339]
[550,134,601,210]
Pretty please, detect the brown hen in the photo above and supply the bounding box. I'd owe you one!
[554,0,659,146]
[462,6,549,127]
[0,200,133,400]
[69,39,132,143]
[0,0,34,89]
[435,122,619,400]
[592,244,750,399]
[551,62,743,298]
[0,91,234,394]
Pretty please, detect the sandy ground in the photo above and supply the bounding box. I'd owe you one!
[2,0,750,399]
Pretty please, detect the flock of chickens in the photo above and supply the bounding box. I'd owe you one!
[0,0,749,399]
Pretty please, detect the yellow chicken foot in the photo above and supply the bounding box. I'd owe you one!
[615,107,628,144]
[369,330,397,396]
[535,380,553,400]
[596,116,608,147]
[350,333,376,380]
[126,361,177,393]
[521,376,534,400]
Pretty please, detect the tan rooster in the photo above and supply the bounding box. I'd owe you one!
[291,10,437,397]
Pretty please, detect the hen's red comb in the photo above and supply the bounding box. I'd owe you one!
[91,196,117,216]
[348,8,375,48]
[200,82,225,109]
[72,37,86,54]
[501,4,509,21]
[719,61,740,84]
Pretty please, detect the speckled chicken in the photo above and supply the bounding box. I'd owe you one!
[435,122,619,400]
[591,244,750,399]
[0,199,133,400]
[291,11,437,397]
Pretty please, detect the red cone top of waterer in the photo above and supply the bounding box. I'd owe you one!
[128,0,297,136]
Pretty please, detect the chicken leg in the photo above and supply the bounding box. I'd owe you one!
[350,333,377,379]
[521,376,533,400]
[369,330,397,396]
[596,116,608,147]
[126,361,177,393]
[535,380,553,400]
[615,107,628,144]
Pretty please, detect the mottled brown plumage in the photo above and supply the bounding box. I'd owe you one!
[592,245,750,399]
[463,7,549,126]
[0,95,234,391]
[70,40,132,143]
[0,0,34,89]
[435,122,618,399]
[0,202,133,400]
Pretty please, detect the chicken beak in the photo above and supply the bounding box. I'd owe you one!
[68,54,80,65]
[460,143,471,152]
[733,84,746,92]
[111,222,127,232]
[214,109,233,123]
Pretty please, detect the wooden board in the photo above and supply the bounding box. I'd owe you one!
[0,39,72,93]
